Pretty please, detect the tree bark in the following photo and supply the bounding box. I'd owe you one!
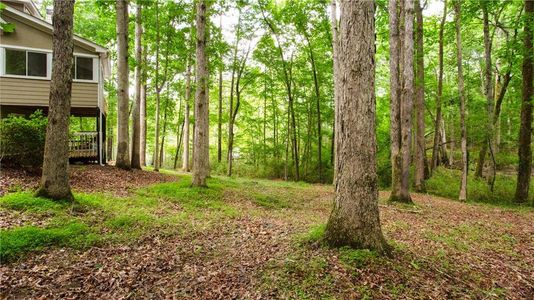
[399,0,414,202]
[227,12,242,176]
[431,0,447,173]
[325,0,389,254]
[154,0,161,171]
[192,0,210,187]
[182,53,192,171]
[388,0,402,200]
[217,17,223,164]
[140,45,147,166]
[414,0,426,192]
[131,1,142,169]
[158,85,170,168]
[36,0,75,201]
[455,0,469,202]
[475,1,495,178]
[515,0,533,203]
[115,0,130,170]
[331,0,339,183]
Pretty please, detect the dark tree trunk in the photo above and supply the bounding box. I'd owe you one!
[325,0,389,254]
[192,0,210,187]
[515,0,533,203]
[36,0,75,201]
[182,53,192,171]
[115,0,130,170]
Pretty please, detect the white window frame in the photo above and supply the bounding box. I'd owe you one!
[0,45,99,83]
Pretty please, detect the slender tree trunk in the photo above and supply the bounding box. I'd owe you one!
[331,0,339,183]
[115,0,130,170]
[515,0,533,203]
[303,32,323,182]
[153,1,161,171]
[388,0,402,200]
[173,96,184,170]
[261,8,299,181]
[36,0,75,201]
[159,86,170,169]
[182,54,192,171]
[414,0,426,192]
[227,13,241,176]
[218,61,223,163]
[325,0,389,254]
[475,2,495,178]
[455,0,469,202]
[192,0,210,187]
[431,0,447,173]
[140,48,147,166]
[131,1,142,169]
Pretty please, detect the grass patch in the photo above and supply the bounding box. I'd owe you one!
[0,222,98,262]
[250,193,290,209]
[0,192,66,213]
[0,175,244,262]
[299,224,326,245]
[338,247,378,268]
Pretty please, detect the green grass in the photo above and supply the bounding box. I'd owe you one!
[0,222,98,262]
[425,167,534,207]
[0,192,67,213]
[0,173,312,263]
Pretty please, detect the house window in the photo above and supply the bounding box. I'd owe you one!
[73,56,94,80]
[5,49,26,75]
[4,49,48,77]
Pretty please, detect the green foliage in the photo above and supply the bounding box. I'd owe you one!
[425,168,534,206]
[0,111,47,169]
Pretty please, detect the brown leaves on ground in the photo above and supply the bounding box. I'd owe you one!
[0,165,176,197]
[0,174,533,299]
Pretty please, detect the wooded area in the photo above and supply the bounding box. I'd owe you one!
[0,0,532,298]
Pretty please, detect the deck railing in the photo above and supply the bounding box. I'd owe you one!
[69,132,98,158]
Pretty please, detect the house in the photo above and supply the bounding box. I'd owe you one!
[0,0,110,164]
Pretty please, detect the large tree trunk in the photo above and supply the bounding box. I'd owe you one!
[388,0,402,200]
[115,0,130,170]
[182,54,192,171]
[399,0,414,203]
[515,0,533,203]
[131,1,142,169]
[455,0,469,202]
[414,0,426,192]
[475,1,495,178]
[325,0,389,254]
[431,0,447,173]
[192,0,210,187]
[36,0,75,201]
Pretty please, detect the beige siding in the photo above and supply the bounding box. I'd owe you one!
[0,14,94,54]
[0,77,98,107]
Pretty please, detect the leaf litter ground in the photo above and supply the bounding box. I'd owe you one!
[0,166,532,299]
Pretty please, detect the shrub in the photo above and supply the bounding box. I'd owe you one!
[0,111,47,169]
